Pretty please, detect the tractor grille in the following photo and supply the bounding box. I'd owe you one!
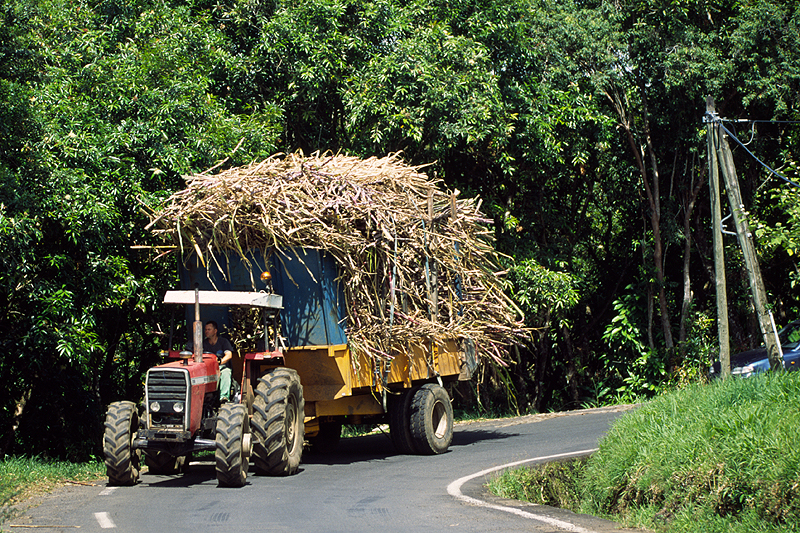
[146,369,189,429]
[147,369,189,401]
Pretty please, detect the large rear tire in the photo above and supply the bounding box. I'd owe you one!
[103,401,140,486]
[409,383,453,455]
[215,403,249,487]
[389,389,416,454]
[251,368,304,476]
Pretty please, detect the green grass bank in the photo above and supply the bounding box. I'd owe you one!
[489,372,800,532]
[1,456,105,526]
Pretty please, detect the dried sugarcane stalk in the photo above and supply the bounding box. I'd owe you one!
[148,151,528,365]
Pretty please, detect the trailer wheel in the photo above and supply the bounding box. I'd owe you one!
[389,389,416,454]
[409,384,453,455]
[145,451,185,475]
[103,401,140,486]
[215,403,249,487]
[251,368,304,476]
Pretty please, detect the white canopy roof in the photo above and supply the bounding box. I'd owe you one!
[163,290,283,309]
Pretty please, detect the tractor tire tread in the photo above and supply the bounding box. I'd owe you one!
[103,401,140,486]
[215,403,248,487]
[389,389,416,454]
[251,368,304,476]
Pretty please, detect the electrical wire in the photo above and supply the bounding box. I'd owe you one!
[722,119,800,124]
[717,121,800,190]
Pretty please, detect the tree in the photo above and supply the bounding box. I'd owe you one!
[0,0,281,458]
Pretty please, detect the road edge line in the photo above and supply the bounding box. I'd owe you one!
[446,448,598,533]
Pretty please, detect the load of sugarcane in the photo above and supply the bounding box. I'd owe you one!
[146,152,525,366]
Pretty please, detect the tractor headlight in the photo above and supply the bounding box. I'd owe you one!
[173,402,184,413]
[150,401,161,412]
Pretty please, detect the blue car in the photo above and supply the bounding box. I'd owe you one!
[710,320,800,377]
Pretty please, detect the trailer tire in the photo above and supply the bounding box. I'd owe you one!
[215,403,249,487]
[409,384,453,455]
[389,389,416,454]
[103,401,140,486]
[251,368,304,476]
[145,451,185,475]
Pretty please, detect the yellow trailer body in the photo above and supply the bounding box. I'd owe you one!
[242,339,475,436]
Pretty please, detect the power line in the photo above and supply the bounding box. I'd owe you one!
[722,119,800,124]
[717,120,800,190]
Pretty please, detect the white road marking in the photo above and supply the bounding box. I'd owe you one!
[94,512,116,529]
[446,448,599,533]
[99,486,118,496]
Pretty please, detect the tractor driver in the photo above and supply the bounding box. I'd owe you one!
[187,321,235,402]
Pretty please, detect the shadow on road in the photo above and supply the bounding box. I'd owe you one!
[137,461,217,488]
[302,425,515,466]
[135,425,516,480]
[450,428,517,447]
[302,432,396,466]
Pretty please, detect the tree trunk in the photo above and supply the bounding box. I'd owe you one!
[605,85,674,351]
[678,157,706,359]
[0,388,32,457]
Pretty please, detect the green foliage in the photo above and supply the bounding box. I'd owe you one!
[603,290,649,359]
[487,458,587,509]
[344,22,511,157]
[602,288,669,401]
[510,259,579,327]
[582,373,800,531]
[492,374,800,532]
[2,0,800,459]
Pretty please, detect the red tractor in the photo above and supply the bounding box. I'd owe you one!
[103,288,297,487]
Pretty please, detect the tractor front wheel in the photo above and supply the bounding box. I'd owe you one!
[103,401,140,486]
[251,368,304,476]
[215,403,249,487]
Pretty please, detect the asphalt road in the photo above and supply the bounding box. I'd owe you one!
[12,406,638,533]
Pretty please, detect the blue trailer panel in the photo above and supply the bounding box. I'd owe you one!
[180,248,347,347]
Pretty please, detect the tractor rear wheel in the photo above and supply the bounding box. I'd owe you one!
[103,401,140,486]
[251,368,304,476]
[409,383,453,455]
[389,389,416,454]
[215,403,249,487]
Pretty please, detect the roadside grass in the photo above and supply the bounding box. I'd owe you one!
[0,456,105,526]
[488,372,800,533]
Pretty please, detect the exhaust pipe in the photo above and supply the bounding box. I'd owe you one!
[193,287,203,364]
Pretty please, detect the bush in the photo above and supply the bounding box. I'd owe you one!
[491,372,800,533]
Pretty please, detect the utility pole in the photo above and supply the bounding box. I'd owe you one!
[706,97,730,378]
[706,97,783,372]
[717,126,782,370]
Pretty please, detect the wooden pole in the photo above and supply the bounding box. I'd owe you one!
[706,97,730,378]
[427,189,438,322]
[716,123,782,370]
